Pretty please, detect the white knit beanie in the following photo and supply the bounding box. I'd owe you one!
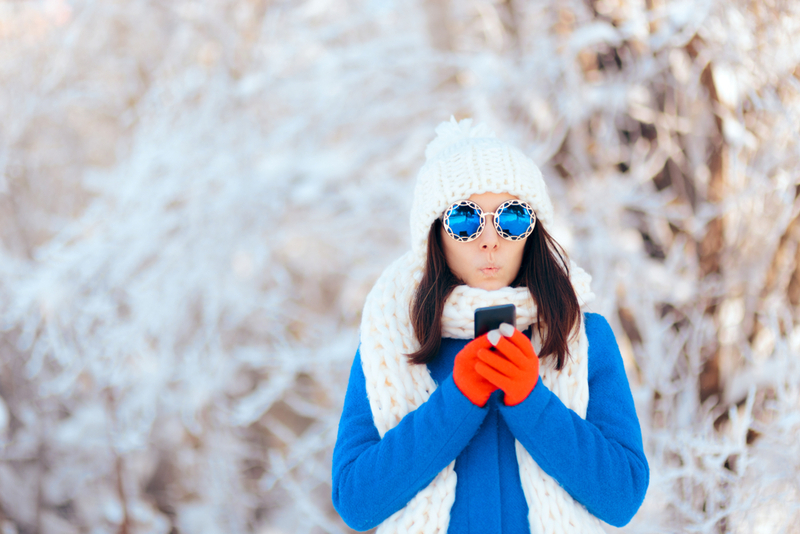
[409,117,555,257]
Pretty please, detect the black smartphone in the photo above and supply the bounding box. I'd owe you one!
[474,304,516,339]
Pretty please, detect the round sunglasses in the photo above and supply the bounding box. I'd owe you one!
[442,199,536,242]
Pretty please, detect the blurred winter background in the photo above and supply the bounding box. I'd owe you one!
[0,0,799,532]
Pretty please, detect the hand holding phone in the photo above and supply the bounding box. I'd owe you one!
[475,323,540,406]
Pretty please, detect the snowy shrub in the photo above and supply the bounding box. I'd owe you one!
[0,0,798,532]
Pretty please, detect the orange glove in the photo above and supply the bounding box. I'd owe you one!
[453,334,499,407]
[474,323,540,406]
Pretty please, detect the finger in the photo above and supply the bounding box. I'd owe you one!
[475,361,515,391]
[487,329,502,346]
[491,336,529,367]
[476,348,518,377]
[503,328,537,359]
[499,322,515,337]
[468,333,494,351]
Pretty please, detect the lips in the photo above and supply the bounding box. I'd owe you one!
[480,266,500,276]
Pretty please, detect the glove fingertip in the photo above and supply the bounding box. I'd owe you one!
[487,329,502,346]
[510,330,536,357]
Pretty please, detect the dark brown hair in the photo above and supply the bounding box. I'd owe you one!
[408,218,581,370]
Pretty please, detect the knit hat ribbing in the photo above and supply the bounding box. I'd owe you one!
[409,117,554,256]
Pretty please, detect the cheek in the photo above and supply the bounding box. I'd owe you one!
[512,240,527,261]
[441,232,472,279]
[507,240,527,275]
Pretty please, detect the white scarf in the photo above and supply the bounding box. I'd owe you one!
[359,251,606,534]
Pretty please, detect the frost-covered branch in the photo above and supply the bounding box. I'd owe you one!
[0,0,798,532]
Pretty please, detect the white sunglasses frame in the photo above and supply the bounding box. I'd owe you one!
[442,199,537,243]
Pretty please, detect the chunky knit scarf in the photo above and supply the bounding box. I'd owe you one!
[359,251,606,534]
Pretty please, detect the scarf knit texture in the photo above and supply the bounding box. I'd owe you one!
[359,251,605,534]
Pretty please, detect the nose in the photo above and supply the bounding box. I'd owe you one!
[478,217,500,249]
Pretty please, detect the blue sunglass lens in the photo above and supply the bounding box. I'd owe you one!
[446,205,482,239]
[497,204,533,237]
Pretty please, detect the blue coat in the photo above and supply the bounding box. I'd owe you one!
[332,313,649,532]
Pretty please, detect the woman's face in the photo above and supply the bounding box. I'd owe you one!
[440,192,528,290]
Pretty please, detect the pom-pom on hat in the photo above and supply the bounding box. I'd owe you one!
[410,117,554,257]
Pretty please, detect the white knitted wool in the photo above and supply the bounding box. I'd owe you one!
[440,259,595,339]
[359,252,606,534]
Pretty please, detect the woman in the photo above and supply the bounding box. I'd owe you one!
[331,118,649,533]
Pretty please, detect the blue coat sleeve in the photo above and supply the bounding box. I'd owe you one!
[498,313,649,527]
[331,347,488,531]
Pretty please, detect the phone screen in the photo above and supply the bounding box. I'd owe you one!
[474,304,516,338]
